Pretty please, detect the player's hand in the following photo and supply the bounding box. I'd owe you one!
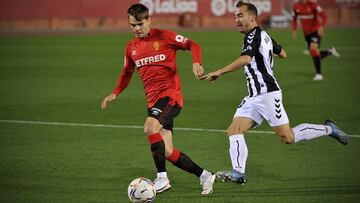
[192,63,204,79]
[101,93,117,109]
[292,30,297,40]
[318,26,325,37]
[200,70,222,82]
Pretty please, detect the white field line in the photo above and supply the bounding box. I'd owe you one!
[0,119,359,138]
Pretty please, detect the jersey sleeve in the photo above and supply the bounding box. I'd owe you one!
[314,4,327,26]
[240,30,260,58]
[163,30,190,50]
[271,37,282,55]
[164,30,202,64]
[291,4,298,31]
[113,44,135,96]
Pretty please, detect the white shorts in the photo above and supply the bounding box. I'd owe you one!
[234,91,289,127]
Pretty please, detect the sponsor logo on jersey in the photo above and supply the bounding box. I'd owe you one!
[135,54,166,67]
[153,42,160,51]
[298,14,314,19]
[264,35,270,44]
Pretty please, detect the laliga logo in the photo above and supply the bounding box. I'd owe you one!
[211,0,271,16]
[139,0,197,15]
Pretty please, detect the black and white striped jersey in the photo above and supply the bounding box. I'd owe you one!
[240,26,282,97]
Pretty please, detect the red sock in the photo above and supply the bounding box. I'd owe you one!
[147,132,163,144]
[167,148,181,163]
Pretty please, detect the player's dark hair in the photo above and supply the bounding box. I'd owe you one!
[127,3,149,21]
[236,1,258,17]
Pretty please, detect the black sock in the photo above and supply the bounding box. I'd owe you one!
[150,141,166,173]
[172,152,204,177]
[320,50,331,59]
[312,57,321,74]
[148,133,167,173]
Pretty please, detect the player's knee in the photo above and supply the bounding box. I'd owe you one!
[227,125,236,136]
[144,118,162,135]
[310,48,320,57]
[227,125,243,136]
[144,123,158,135]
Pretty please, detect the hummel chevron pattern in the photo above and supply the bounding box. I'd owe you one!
[275,98,282,119]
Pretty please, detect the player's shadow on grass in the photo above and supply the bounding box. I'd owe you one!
[240,184,360,198]
[213,184,360,197]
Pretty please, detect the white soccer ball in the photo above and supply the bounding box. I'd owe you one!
[127,177,156,203]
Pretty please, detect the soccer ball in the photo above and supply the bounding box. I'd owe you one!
[127,177,156,203]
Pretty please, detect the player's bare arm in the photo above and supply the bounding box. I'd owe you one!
[292,30,297,40]
[200,55,251,82]
[291,8,297,40]
[187,39,204,79]
[101,68,133,109]
[317,5,327,37]
[317,12,325,37]
[101,93,117,109]
[101,71,132,109]
[192,63,204,79]
[276,49,287,58]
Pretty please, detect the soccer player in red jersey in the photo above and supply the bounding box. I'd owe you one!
[101,3,215,195]
[292,0,340,80]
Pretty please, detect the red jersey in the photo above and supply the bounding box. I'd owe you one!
[113,28,202,108]
[292,0,327,36]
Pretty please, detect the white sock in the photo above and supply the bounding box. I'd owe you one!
[157,172,167,179]
[200,170,210,179]
[199,170,211,184]
[293,123,332,143]
[229,134,248,174]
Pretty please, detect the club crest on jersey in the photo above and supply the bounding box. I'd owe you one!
[242,45,252,53]
[265,35,270,44]
[153,41,160,51]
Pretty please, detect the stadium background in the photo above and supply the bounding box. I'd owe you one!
[0,0,359,203]
[0,0,359,31]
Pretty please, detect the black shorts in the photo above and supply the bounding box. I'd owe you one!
[147,97,181,131]
[305,31,321,49]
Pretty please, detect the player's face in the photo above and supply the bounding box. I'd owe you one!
[128,15,151,38]
[299,0,307,4]
[234,6,252,33]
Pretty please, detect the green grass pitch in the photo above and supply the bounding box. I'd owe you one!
[0,28,360,202]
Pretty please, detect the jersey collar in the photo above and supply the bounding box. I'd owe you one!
[142,28,154,41]
[247,26,259,34]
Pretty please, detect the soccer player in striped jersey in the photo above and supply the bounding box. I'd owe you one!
[201,1,348,184]
[101,3,215,195]
[292,0,340,81]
